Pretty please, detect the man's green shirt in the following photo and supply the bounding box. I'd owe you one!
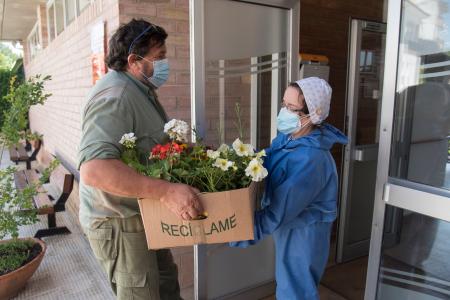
[78,70,168,228]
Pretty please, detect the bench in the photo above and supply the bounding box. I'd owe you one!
[9,140,41,170]
[14,162,74,238]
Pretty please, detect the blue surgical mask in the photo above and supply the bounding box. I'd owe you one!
[277,107,310,135]
[277,107,300,134]
[139,57,170,88]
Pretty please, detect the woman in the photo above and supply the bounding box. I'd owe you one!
[230,77,347,299]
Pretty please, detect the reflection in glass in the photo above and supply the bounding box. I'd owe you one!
[204,53,287,150]
[389,0,450,190]
[377,207,450,299]
[356,31,385,146]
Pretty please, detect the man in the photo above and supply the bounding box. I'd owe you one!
[78,19,203,299]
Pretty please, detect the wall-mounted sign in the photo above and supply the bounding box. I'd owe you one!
[90,21,106,85]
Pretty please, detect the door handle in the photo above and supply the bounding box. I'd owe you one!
[353,144,379,162]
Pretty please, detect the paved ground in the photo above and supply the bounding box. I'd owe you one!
[1,150,115,300]
[13,213,115,300]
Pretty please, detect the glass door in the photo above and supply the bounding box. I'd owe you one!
[190,0,300,299]
[337,19,386,263]
[365,0,450,299]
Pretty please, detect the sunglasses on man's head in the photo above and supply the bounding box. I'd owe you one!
[128,24,162,55]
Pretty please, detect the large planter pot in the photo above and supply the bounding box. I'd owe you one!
[0,238,46,299]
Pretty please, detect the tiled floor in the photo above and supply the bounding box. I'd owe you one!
[321,257,367,300]
[1,151,115,300]
[261,285,347,300]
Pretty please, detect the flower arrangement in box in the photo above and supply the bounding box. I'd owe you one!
[119,119,268,193]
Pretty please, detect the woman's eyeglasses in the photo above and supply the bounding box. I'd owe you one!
[281,100,304,114]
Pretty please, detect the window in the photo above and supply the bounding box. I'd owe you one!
[55,0,65,35]
[47,3,56,42]
[78,0,91,15]
[360,50,375,73]
[65,0,76,25]
[47,0,91,42]
[28,23,42,60]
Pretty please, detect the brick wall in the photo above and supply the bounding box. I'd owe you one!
[25,0,120,172]
[119,0,191,122]
[37,4,49,50]
[24,0,192,171]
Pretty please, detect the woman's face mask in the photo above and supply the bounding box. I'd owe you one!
[277,107,310,135]
[138,56,170,88]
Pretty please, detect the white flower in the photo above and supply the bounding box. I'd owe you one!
[119,133,136,144]
[256,149,266,163]
[213,158,234,171]
[207,150,220,159]
[245,158,268,182]
[256,150,266,158]
[119,132,137,149]
[217,144,230,153]
[232,138,254,157]
[164,119,190,142]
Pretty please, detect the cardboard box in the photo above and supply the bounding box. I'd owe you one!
[138,182,258,249]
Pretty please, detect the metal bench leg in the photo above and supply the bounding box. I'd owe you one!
[48,213,56,228]
[35,227,71,239]
[34,213,71,239]
[26,160,31,170]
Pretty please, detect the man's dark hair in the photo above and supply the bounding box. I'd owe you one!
[106,19,168,71]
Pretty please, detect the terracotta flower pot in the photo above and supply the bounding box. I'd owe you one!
[0,238,46,300]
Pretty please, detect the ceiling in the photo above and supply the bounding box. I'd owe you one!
[0,0,47,41]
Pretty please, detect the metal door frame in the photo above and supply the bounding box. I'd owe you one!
[337,18,386,263]
[337,18,363,263]
[189,0,299,299]
[364,0,450,299]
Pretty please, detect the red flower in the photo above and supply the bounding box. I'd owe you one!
[171,142,183,153]
[150,142,184,160]
[151,144,161,155]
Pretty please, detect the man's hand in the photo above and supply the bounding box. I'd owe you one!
[160,183,204,221]
[81,159,204,221]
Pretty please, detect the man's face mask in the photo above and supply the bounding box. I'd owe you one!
[138,56,170,88]
[277,107,310,135]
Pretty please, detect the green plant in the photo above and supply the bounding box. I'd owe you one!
[0,43,20,71]
[0,239,34,275]
[24,130,43,143]
[120,122,268,193]
[0,160,59,240]
[0,72,53,277]
[0,160,59,275]
[1,75,51,146]
[0,59,24,129]
[0,69,12,128]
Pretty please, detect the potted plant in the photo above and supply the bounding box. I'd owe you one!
[0,161,58,299]
[119,104,269,249]
[0,74,51,148]
[0,74,53,298]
